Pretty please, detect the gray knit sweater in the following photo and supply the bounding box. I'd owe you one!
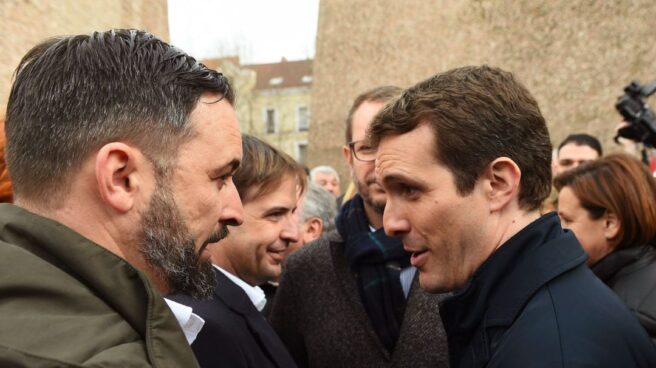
[269,230,449,368]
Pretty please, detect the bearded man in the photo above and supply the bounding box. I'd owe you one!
[0,29,244,367]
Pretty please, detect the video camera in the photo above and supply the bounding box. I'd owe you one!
[615,80,656,148]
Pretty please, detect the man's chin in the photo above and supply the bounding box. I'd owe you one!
[364,195,386,214]
[199,247,213,262]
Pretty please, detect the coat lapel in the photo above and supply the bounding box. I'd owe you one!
[213,269,296,368]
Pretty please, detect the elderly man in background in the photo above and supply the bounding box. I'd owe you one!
[283,181,337,259]
[310,165,341,198]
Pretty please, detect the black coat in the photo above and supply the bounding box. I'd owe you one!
[593,245,656,344]
[441,213,656,368]
[169,269,296,368]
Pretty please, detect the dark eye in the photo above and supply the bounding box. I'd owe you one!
[214,175,231,190]
[267,211,285,221]
[400,184,419,198]
[358,145,374,153]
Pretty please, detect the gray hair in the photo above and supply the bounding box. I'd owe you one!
[302,181,337,232]
[310,165,340,183]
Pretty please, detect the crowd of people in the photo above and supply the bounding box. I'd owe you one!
[1,29,655,367]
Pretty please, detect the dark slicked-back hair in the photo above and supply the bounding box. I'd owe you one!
[234,135,307,203]
[6,29,234,206]
[369,65,552,211]
[558,133,603,156]
[345,86,402,143]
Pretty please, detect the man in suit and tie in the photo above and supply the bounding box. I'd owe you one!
[170,134,305,368]
[269,86,449,367]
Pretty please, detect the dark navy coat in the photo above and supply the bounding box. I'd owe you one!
[169,269,296,368]
[440,213,656,368]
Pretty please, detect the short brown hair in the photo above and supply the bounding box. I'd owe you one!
[369,65,552,211]
[345,86,402,143]
[234,135,307,203]
[554,153,656,249]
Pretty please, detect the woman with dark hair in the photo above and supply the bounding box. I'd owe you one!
[0,117,12,203]
[554,153,656,343]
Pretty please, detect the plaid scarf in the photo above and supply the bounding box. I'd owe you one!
[336,194,411,352]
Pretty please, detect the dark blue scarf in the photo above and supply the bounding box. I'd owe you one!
[336,194,411,352]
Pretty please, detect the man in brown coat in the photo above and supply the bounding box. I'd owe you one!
[269,86,449,367]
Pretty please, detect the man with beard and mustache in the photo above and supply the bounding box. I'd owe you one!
[269,87,449,368]
[170,135,304,368]
[0,29,244,367]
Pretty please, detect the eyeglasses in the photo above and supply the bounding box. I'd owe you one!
[348,140,376,162]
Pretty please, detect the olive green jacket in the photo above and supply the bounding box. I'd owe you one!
[0,204,199,367]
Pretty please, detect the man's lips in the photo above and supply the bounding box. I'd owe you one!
[266,247,286,263]
[409,249,429,268]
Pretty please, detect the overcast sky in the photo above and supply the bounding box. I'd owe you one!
[168,0,319,64]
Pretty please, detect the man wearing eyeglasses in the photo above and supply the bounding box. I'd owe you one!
[269,87,449,368]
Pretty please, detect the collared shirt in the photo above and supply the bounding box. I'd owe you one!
[369,225,416,298]
[214,265,268,311]
[163,297,205,345]
[399,267,417,298]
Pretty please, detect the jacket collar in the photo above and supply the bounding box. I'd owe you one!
[592,245,656,282]
[440,213,587,361]
[211,267,295,368]
[212,268,259,314]
[0,204,197,366]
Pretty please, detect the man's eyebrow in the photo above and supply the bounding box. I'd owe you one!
[380,173,408,186]
[263,206,293,216]
[209,159,241,178]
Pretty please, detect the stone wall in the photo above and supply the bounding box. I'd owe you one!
[0,0,169,111]
[309,0,656,186]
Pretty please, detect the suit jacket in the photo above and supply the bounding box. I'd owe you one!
[169,269,297,368]
[269,230,449,368]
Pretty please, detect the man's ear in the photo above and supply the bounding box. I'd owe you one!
[342,145,354,168]
[604,211,621,241]
[303,218,324,243]
[484,157,522,212]
[95,143,144,213]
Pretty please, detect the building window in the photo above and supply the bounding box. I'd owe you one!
[296,141,308,165]
[269,77,284,86]
[297,106,310,132]
[265,108,276,134]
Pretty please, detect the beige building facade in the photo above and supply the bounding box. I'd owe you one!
[1,0,169,112]
[205,58,313,166]
[309,0,656,187]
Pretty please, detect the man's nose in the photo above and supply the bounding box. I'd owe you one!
[220,180,244,227]
[383,200,410,238]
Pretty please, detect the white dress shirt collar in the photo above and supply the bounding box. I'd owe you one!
[214,265,268,311]
[163,297,205,344]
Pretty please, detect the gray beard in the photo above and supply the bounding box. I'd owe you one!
[139,185,217,299]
